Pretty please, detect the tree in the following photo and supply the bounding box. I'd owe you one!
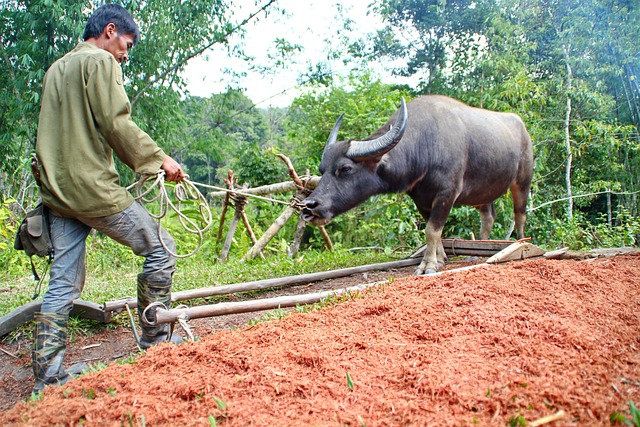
[372,0,498,95]
[519,0,640,220]
[177,90,275,188]
[0,0,87,204]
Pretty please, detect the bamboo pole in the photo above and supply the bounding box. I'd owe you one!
[242,204,299,261]
[241,210,259,247]
[150,262,493,325]
[289,216,307,257]
[215,170,236,245]
[153,282,380,325]
[220,208,242,262]
[318,225,334,251]
[101,257,423,313]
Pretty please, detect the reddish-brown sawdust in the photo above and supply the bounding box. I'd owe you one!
[1,254,639,426]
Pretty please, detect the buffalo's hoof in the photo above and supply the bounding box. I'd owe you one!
[424,268,437,275]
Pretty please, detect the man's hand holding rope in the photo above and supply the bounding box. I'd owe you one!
[161,155,184,183]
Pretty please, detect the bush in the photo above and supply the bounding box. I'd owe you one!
[547,208,640,250]
[0,199,30,279]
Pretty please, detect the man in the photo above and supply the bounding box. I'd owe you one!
[33,4,183,392]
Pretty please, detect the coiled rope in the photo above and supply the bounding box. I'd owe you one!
[130,172,213,258]
[128,171,299,258]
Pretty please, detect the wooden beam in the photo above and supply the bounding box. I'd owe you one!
[411,239,517,258]
[0,300,111,337]
[486,241,546,264]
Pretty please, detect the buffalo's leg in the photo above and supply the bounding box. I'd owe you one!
[510,184,530,239]
[415,203,451,275]
[477,203,496,240]
[415,222,443,275]
[437,238,446,267]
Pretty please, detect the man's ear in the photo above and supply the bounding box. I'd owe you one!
[103,22,117,39]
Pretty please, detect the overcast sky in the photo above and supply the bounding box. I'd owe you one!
[180,0,387,107]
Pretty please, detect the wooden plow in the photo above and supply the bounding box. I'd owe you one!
[0,257,420,337]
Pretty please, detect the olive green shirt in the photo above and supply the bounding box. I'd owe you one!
[36,42,165,217]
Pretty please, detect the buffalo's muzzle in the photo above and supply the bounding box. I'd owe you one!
[299,199,330,225]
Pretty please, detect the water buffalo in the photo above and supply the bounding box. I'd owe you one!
[300,95,533,274]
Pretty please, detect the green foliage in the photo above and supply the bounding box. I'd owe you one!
[248,307,288,326]
[508,414,526,427]
[374,0,499,95]
[0,199,31,277]
[346,371,354,390]
[231,144,288,187]
[543,208,640,250]
[311,194,424,251]
[29,390,44,402]
[611,400,640,426]
[177,90,276,187]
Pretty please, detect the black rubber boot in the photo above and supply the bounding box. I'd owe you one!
[137,275,182,350]
[32,312,72,392]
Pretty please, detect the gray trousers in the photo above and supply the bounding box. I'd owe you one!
[41,201,176,314]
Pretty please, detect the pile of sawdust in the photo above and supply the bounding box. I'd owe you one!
[1,254,638,426]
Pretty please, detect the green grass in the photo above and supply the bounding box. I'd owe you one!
[611,400,640,426]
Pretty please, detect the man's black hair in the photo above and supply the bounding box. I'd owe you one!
[83,4,140,45]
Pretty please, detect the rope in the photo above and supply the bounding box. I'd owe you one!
[174,304,195,342]
[129,172,213,258]
[529,189,640,212]
[189,180,292,206]
[127,171,314,258]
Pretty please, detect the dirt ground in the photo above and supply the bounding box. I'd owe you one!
[0,252,639,426]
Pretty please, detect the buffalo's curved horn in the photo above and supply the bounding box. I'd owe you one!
[346,97,407,160]
[326,114,344,148]
[321,114,344,162]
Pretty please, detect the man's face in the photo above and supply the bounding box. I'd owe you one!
[101,23,134,64]
[104,33,134,64]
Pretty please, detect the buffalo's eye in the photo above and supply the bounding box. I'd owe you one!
[336,164,353,176]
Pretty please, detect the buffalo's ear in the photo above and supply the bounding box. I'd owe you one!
[353,151,385,173]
